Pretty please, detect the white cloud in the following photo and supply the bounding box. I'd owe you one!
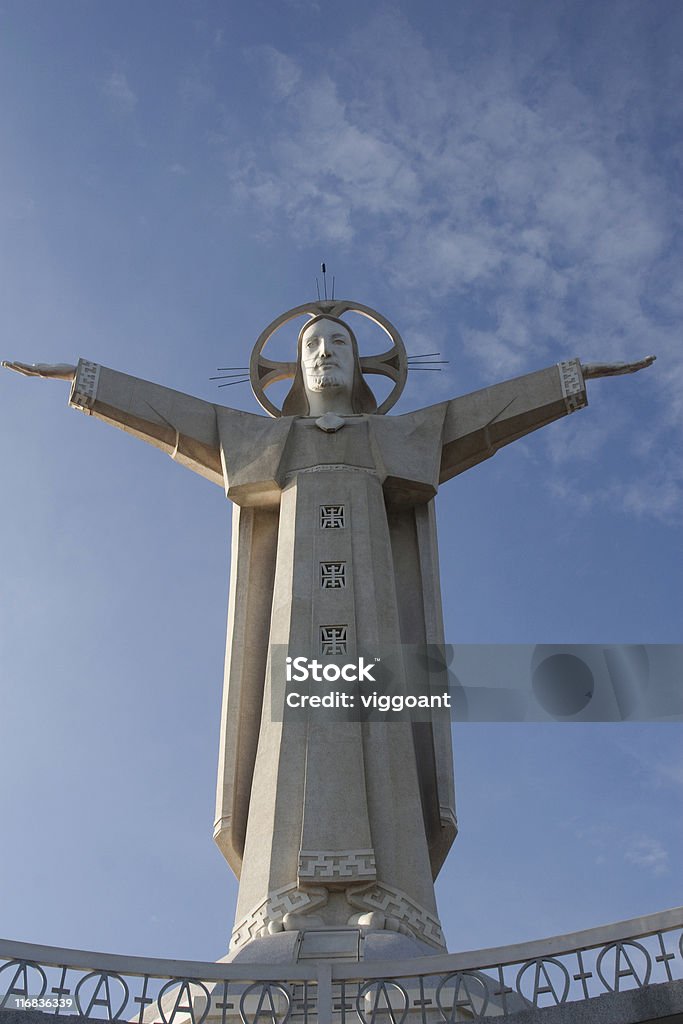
[616,475,683,523]
[570,820,670,877]
[613,735,683,792]
[229,16,677,341]
[246,46,301,100]
[624,836,669,876]
[548,476,683,527]
[103,71,137,114]
[219,11,682,520]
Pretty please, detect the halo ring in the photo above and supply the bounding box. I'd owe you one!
[249,299,408,417]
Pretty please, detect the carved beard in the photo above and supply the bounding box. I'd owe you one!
[306,368,346,391]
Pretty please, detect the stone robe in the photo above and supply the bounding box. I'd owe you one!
[68,356,587,951]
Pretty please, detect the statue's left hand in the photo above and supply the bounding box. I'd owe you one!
[581,355,656,379]
[2,361,76,381]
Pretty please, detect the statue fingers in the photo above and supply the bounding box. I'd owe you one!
[628,354,656,373]
[2,361,76,380]
[2,361,39,376]
[582,355,657,379]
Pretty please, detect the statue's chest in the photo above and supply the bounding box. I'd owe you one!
[283,418,376,475]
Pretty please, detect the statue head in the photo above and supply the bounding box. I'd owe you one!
[282,315,378,416]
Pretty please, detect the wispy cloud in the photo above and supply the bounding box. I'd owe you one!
[548,436,683,525]
[103,71,137,115]
[624,836,669,876]
[641,757,683,793]
[621,739,683,791]
[228,14,677,354]
[245,46,301,100]
[219,10,682,520]
[569,820,670,876]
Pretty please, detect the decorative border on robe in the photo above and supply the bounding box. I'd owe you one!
[558,359,587,414]
[70,359,100,413]
[298,849,377,884]
[230,883,327,949]
[347,882,445,950]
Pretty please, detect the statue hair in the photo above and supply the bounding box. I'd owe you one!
[282,315,378,416]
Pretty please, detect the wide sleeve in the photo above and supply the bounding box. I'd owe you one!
[439,358,587,484]
[69,358,223,486]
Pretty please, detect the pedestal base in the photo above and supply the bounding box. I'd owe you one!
[221,927,438,964]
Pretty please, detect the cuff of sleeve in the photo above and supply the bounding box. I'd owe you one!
[558,358,587,414]
[69,358,100,412]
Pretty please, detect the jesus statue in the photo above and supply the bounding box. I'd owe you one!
[3,297,654,958]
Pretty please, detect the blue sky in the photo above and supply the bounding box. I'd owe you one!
[1,0,682,961]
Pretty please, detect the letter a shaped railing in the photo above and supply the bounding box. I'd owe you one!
[1,906,683,1023]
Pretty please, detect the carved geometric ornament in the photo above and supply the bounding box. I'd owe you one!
[320,625,348,655]
[320,562,346,588]
[320,505,345,529]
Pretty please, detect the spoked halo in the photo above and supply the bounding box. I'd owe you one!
[249,299,408,417]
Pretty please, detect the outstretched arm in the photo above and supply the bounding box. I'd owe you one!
[440,354,654,484]
[3,358,223,486]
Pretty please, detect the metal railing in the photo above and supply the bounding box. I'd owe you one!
[1,906,682,1022]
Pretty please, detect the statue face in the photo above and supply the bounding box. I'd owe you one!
[301,318,355,396]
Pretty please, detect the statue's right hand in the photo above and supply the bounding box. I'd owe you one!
[2,361,76,381]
